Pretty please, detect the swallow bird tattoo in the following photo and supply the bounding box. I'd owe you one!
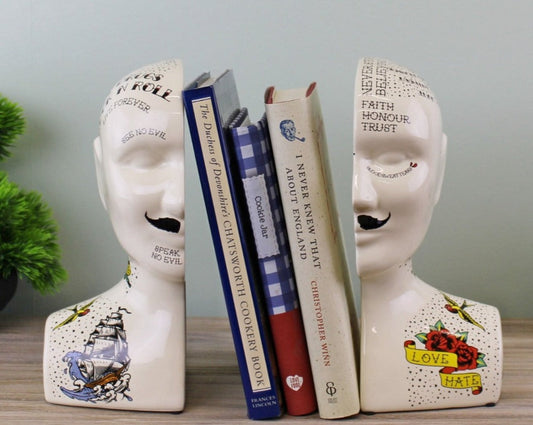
[442,293,485,331]
[53,299,97,330]
[124,261,132,287]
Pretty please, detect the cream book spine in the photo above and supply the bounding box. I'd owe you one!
[265,83,360,419]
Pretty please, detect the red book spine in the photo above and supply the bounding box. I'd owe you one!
[269,308,317,416]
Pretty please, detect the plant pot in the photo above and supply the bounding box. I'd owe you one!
[0,271,18,310]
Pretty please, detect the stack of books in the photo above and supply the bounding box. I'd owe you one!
[183,70,360,420]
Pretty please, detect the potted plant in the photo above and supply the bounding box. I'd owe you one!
[0,94,67,309]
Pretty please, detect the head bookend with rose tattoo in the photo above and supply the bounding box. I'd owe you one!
[353,57,502,413]
[43,59,187,412]
[353,57,447,278]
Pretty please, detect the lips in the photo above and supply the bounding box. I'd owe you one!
[145,212,181,233]
[357,212,391,230]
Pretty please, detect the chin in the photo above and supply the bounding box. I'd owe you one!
[147,260,185,281]
[356,260,385,279]
[125,244,184,281]
[355,246,411,279]
[355,251,384,277]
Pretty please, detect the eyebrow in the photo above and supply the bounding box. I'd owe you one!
[112,131,172,161]
[356,134,428,157]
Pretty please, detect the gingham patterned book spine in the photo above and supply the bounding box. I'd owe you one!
[230,110,317,416]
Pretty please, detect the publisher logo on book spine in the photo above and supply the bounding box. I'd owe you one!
[286,375,304,392]
[279,120,305,143]
[326,381,337,403]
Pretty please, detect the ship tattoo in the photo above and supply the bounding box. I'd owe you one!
[60,307,133,403]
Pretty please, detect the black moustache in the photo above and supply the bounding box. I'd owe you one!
[358,212,391,230]
[145,212,181,233]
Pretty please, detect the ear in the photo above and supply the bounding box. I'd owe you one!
[93,136,108,211]
[433,133,447,205]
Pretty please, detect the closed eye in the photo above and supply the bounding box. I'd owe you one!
[376,151,407,166]
[367,163,415,179]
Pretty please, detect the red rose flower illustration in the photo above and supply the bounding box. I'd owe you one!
[425,330,457,352]
[453,341,479,370]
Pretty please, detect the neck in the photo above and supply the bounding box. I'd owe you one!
[361,259,414,292]
[360,259,435,317]
[122,259,185,313]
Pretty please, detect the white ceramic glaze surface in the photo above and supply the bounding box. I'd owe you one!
[353,58,502,413]
[43,59,186,411]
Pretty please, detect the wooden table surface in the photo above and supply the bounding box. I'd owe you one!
[0,317,531,424]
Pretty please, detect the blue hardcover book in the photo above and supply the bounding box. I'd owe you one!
[182,70,283,420]
[228,110,317,416]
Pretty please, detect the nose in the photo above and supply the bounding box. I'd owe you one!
[352,159,378,213]
[161,171,185,220]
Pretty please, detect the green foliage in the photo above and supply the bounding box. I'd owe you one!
[0,172,67,293]
[0,94,25,161]
[0,94,66,294]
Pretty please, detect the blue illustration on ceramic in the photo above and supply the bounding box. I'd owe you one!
[60,307,132,403]
[280,120,305,142]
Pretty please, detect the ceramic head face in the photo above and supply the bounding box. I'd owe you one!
[353,58,447,278]
[94,59,185,281]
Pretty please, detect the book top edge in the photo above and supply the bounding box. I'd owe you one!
[264,82,316,104]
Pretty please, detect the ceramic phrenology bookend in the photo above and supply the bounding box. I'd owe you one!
[353,58,502,413]
[43,59,185,411]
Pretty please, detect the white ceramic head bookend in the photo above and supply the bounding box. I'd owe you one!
[43,59,186,411]
[353,58,502,413]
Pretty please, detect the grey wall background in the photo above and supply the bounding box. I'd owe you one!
[1,0,531,319]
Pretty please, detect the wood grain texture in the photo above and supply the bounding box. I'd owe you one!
[0,317,531,424]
